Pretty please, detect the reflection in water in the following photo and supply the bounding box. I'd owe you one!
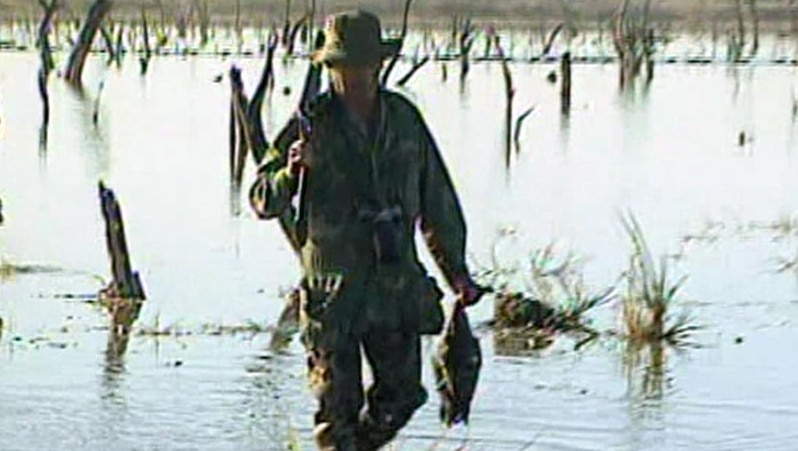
[101,296,143,398]
[623,340,668,402]
[492,327,555,357]
[242,353,303,448]
[64,80,112,180]
[229,182,243,217]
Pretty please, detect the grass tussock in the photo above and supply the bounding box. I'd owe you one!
[620,213,700,346]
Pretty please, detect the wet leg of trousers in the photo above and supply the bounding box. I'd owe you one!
[355,331,427,451]
[308,334,364,451]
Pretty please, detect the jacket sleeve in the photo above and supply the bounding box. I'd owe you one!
[418,118,470,290]
[249,117,300,219]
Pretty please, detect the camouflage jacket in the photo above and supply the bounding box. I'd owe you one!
[250,89,469,336]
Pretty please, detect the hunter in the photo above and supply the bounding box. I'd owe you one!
[249,10,482,450]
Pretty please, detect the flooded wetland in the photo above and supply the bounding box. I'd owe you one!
[3,1,798,449]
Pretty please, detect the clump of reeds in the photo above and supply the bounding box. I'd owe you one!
[620,213,699,346]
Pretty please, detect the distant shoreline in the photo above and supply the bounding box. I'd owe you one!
[0,1,796,33]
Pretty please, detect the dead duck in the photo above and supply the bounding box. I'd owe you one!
[432,303,482,427]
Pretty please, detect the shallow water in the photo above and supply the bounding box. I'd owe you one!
[2,44,798,450]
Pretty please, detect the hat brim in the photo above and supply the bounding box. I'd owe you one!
[311,39,401,65]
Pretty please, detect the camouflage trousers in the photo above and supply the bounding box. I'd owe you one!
[305,330,428,451]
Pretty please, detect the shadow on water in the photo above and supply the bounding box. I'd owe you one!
[63,79,112,180]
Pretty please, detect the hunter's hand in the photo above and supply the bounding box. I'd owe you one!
[454,275,485,307]
[287,139,312,177]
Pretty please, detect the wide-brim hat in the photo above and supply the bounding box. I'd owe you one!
[311,10,401,65]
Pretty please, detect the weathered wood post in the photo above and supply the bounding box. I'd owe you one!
[64,0,113,85]
[560,51,571,115]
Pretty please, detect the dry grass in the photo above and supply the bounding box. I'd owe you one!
[620,213,700,346]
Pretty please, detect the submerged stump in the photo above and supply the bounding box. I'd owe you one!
[98,181,145,331]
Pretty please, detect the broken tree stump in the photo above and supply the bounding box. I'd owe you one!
[64,0,113,85]
[98,181,145,301]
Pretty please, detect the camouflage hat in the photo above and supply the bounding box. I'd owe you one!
[311,10,400,65]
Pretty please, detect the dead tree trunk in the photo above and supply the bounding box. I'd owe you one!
[746,0,759,57]
[229,34,280,188]
[513,106,535,153]
[495,36,514,167]
[37,0,59,148]
[64,0,113,85]
[140,8,152,75]
[542,22,564,57]
[230,67,254,188]
[381,0,414,86]
[286,15,308,57]
[282,0,292,48]
[248,34,279,164]
[100,25,118,65]
[396,55,430,87]
[234,0,242,54]
[458,17,474,89]
[98,181,146,301]
[98,182,144,341]
[560,51,571,115]
[734,0,746,52]
[644,28,655,83]
[612,0,653,89]
[196,0,210,47]
[308,0,316,54]
[37,0,59,74]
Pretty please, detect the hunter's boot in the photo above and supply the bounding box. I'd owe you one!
[314,423,357,451]
[353,414,399,451]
